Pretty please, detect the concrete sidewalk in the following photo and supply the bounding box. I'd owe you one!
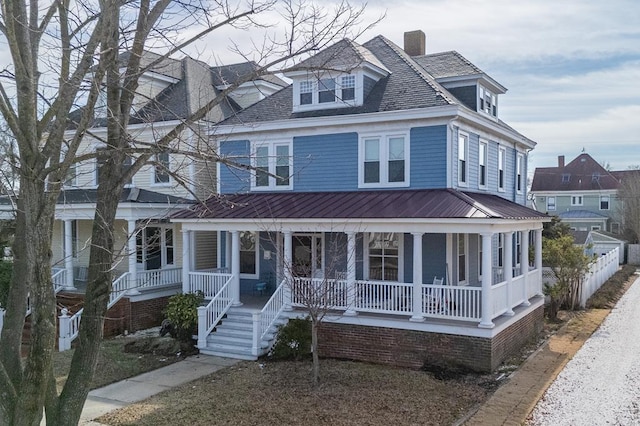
[79,354,239,425]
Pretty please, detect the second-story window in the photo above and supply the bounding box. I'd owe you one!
[479,140,487,188]
[547,196,556,211]
[479,86,497,117]
[516,153,524,193]
[318,78,336,103]
[498,146,506,191]
[458,133,468,185]
[600,195,610,210]
[153,151,170,184]
[341,75,355,101]
[360,133,409,188]
[253,141,292,190]
[571,195,583,206]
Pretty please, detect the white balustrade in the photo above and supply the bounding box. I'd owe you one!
[189,271,233,298]
[422,284,481,320]
[197,278,233,348]
[52,268,66,293]
[136,267,182,290]
[253,279,288,356]
[510,275,526,307]
[110,272,130,308]
[491,281,508,318]
[290,277,348,309]
[354,280,413,315]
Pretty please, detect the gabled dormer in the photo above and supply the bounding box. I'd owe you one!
[284,39,390,113]
[407,31,506,119]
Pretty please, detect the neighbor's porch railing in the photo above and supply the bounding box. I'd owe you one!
[196,274,234,349]
[135,267,182,290]
[58,272,130,351]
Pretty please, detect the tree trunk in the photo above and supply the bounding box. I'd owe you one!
[311,320,320,387]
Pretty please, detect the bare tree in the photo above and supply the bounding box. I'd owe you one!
[0,0,379,423]
[617,167,640,243]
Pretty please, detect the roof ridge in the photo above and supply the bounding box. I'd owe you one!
[373,35,456,105]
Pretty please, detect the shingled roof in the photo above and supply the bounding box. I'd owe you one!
[411,51,483,79]
[531,153,621,192]
[172,189,547,221]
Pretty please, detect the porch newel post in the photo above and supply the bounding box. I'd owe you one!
[479,232,495,328]
[181,229,191,294]
[231,231,242,306]
[535,228,543,296]
[283,231,293,310]
[521,230,531,306]
[63,220,75,290]
[127,220,141,295]
[344,232,357,316]
[410,232,425,322]
[504,232,514,316]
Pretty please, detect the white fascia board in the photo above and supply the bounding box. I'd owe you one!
[210,105,461,138]
[532,189,618,196]
[55,202,191,221]
[175,216,546,234]
[456,109,536,150]
[436,74,506,94]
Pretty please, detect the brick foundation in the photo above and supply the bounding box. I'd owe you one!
[318,305,543,372]
[102,296,171,337]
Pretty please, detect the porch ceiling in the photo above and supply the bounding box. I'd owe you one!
[172,188,548,222]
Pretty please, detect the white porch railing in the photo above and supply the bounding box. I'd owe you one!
[291,277,348,310]
[197,276,233,349]
[422,284,481,321]
[52,268,67,293]
[0,308,4,335]
[252,279,287,356]
[354,280,413,315]
[136,267,182,290]
[189,271,233,298]
[59,272,129,351]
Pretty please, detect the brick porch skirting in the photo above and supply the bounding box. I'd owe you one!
[317,305,544,373]
[103,296,171,337]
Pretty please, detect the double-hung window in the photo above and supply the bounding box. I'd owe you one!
[571,195,583,206]
[457,234,467,284]
[458,132,468,186]
[153,151,170,184]
[600,195,610,210]
[547,196,556,211]
[300,81,313,105]
[318,78,336,103]
[253,141,292,190]
[367,233,400,281]
[360,134,409,187]
[516,153,524,193]
[479,140,488,188]
[498,147,506,191]
[341,75,355,101]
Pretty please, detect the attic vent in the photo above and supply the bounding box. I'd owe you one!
[562,173,570,183]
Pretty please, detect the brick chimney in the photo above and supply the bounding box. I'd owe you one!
[404,30,426,56]
[558,155,565,168]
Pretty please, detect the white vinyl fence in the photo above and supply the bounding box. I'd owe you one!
[580,247,620,307]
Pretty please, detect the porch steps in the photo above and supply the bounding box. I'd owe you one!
[199,307,287,361]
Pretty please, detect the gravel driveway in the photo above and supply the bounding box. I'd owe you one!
[529,274,640,425]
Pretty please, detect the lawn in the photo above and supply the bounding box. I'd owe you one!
[53,333,183,390]
[98,358,493,426]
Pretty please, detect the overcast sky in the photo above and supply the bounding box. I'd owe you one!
[202,0,640,173]
[2,0,638,173]
[360,0,640,173]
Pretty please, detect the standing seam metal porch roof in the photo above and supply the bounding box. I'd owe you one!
[172,189,548,221]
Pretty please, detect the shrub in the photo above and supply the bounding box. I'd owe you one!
[269,317,312,361]
[0,261,12,308]
[163,291,204,343]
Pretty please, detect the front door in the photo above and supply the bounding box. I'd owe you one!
[292,234,323,278]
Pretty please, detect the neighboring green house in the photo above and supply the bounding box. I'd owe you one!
[531,153,623,233]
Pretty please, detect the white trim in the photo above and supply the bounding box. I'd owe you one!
[358,131,410,188]
[457,131,469,187]
[251,139,293,191]
[478,139,488,190]
[498,146,506,192]
[239,230,259,279]
[516,153,524,194]
[457,233,468,285]
[546,196,556,211]
[363,232,404,282]
[571,195,584,206]
[151,151,172,186]
[599,194,610,210]
[291,71,361,113]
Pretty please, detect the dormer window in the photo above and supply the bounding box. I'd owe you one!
[293,73,364,112]
[479,86,497,117]
[562,173,571,183]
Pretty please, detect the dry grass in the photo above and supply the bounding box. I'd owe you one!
[99,359,492,426]
[53,335,182,390]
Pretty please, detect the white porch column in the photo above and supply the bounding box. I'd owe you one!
[283,231,293,310]
[504,231,514,316]
[410,232,425,322]
[521,230,531,306]
[479,232,495,328]
[535,228,543,296]
[127,220,140,295]
[225,231,231,271]
[63,220,75,290]
[230,231,241,306]
[344,232,357,316]
[181,229,191,294]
